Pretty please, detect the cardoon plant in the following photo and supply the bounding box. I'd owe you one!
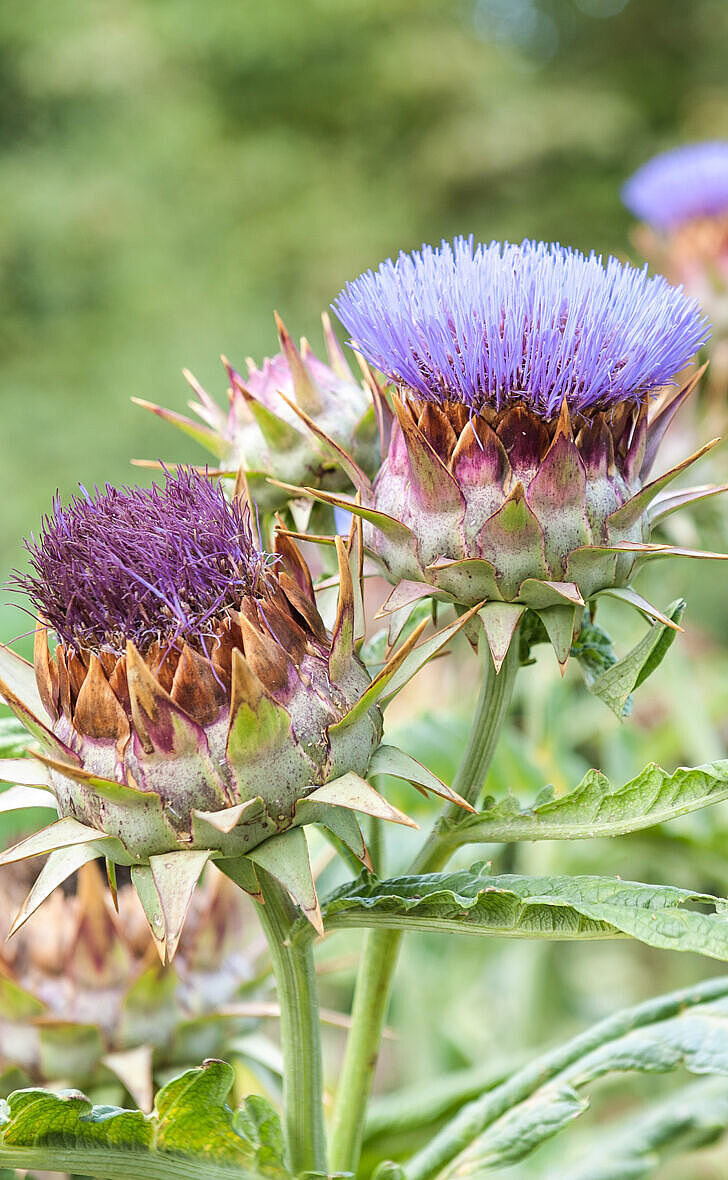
[3,243,728,1180]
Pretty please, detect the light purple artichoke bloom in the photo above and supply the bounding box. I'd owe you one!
[333,237,709,417]
[318,237,723,672]
[623,142,728,231]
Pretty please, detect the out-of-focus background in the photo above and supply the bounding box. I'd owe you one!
[2,0,728,634]
[3,2,728,1176]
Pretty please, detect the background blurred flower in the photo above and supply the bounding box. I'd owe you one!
[623,142,728,399]
[623,141,728,232]
[0,860,270,1111]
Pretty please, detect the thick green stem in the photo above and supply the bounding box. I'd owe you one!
[329,639,520,1175]
[256,870,327,1177]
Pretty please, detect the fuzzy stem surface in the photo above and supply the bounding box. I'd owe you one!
[255,869,327,1177]
[329,637,520,1175]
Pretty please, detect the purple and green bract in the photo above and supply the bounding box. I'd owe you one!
[16,469,268,656]
[623,142,728,232]
[333,237,708,415]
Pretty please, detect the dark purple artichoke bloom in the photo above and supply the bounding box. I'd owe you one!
[0,469,469,958]
[272,237,728,672]
[16,469,268,657]
[623,142,728,231]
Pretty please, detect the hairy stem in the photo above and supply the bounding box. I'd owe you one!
[329,638,520,1175]
[256,869,327,1176]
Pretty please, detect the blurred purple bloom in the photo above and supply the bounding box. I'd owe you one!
[623,142,728,231]
[15,468,267,655]
[333,237,709,416]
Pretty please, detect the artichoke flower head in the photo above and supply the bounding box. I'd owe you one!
[0,470,470,959]
[133,312,382,516]
[281,237,724,671]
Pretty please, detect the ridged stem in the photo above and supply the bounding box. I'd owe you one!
[255,869,327,1177]
[329,638,520,1176]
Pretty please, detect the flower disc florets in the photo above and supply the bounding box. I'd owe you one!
[334,237,707,415]
[331,238,717,667]
[19,470,268,657]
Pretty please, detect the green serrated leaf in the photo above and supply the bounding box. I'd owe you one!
[584,600,685,717]
[317,864,728,960]
[0,1087,152,1150]
[445,758,728,844]
[0,1064,290,1179]
[402,976,728,1180]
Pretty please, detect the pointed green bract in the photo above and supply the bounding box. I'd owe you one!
[0,817,114,866]
[248,827,321,933]
[150,850,214,963]
[368,744,473,810]
[8,843,101,937]
[305,772,418,829]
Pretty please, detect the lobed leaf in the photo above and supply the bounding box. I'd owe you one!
[318,864,728,960]
[398,977,728,1180]
[0,1061,290,1180]
[548,1076,728,1180]
[444,759,728,844]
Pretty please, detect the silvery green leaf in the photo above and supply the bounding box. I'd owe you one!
[317,864,728,960]
[445,759,728,845]
[402,977,728,1180]
[548,1075,728,1180]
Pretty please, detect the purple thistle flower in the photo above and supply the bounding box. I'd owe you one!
[333,237,709,417]
[14,468,268,656]
[623,142,728,231]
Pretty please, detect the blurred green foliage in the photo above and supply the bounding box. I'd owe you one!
[2,0,728,634]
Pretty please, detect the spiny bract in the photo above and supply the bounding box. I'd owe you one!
[0,470,470,958]
[280,237,724,671]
